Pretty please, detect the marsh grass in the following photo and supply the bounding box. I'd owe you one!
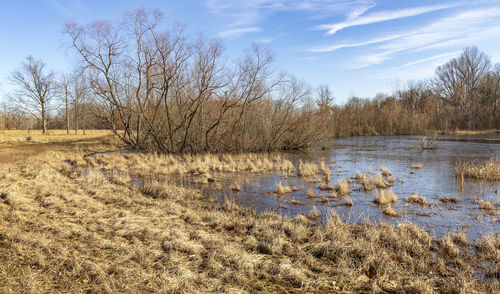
[455,158,500,181]
[356,171,376,191]
[275,181,292,194]
[374,189,398,205]
[421,136,438,150]
[383,206,398,217]
[405,194,429,205]
[411,162,423,169]
[0,142,499,293]
[298,161,318,178]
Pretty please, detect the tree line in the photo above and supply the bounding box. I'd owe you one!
[1,9,499,151]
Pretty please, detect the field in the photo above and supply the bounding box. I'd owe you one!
[0,130,499,293]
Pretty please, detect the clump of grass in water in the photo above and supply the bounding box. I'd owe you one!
[374,189,398,205]
[383,206,398,217]
[455,158,500,181]
[306,206,321,220]
[306,188,315,198]
[440,197,458,204]
[337,179,351,196]
[298,161,318,178]
[275,181,292,194]
[380,167,392,177]
[356,171,376,191]
[405,194,428,205]
[375,174,392,189]
[411,162,423,169]
[319,161,332,182]
[473,198,496,211]
[230,184,242,192]
[420,135,438,150]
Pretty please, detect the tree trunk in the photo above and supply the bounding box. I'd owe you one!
[65,98,69,134]
[74,103,79,135]
[82,104,86,135]
[41,104,47,135]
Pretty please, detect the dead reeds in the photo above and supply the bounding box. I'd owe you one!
[374,189,398,205]
[455,158,500,181]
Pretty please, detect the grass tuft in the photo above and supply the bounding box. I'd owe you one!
[455,158,500,181]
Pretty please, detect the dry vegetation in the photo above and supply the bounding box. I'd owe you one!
[0,129,112,146]
[455,158,500,181]
[0,136,499,293]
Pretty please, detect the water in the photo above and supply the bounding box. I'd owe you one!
[203,134,500,240]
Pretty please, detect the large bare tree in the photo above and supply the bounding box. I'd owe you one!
[434,46,491,115]
[9,56,56,134]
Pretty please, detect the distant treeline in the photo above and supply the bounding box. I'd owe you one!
[330,47,500,137]
[2,9,499,151]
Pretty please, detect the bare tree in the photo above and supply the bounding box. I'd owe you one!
[316,84,334,111]
[434,46,491,115]
[9,56,56,134]
[58,73,72,134]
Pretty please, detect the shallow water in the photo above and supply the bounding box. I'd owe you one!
[204,134,500,240]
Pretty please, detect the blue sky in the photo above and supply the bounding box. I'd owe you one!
[1,0,500,104]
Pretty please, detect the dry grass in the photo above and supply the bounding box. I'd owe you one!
[275,181,292,194]
[0,129,111,146]
[337,179,351,196]
[306,188,315,198]
[319,161,332,182]
[374,189,398,205]
[383,206,398,217]
[421,136,438,150]
[455,158,500,181]
[380,166,392,176]
[440,197,459,204]
[306,206,321,220]
[0,140,499,293]
[375,174,392,189]
[473,198,497,211]
[356,171,376,191]
[405,194,428,205]
[411,162,423,169]
[297,161,318,178]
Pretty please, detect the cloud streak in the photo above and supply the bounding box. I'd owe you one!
[317,3,458,35]
[400,51,461,68]
[349,6,500,68]
[309,33,410,53]
[217,27,262,39]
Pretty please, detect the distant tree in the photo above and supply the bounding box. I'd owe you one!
[316,84,334,111]
[58,73,72,134]
[9,56,56,134]
[434,46,491,120]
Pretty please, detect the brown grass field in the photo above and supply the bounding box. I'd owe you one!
[0,130,499,293]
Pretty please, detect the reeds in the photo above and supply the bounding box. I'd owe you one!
[275,181,292,194]
[337,179,351,196]
[374,189,398,205]
[405,194,428,205]
[298,161,318,178]
[411,162,423,169]
[455,158,500,181]
[356,171,376,191]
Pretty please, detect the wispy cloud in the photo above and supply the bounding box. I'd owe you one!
[350,6,500,68]
[217,27,262,39]
[317,3,458,35]
[205,0,373,26]
[309,32,409,53]
[400,51,461,68]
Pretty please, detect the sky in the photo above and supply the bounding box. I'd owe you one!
[1,0,500,104]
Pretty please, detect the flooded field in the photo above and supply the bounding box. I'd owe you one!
[201,134,500,240]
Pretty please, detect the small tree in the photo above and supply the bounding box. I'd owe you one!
[9,56,56,134]
[316,84,334,111]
